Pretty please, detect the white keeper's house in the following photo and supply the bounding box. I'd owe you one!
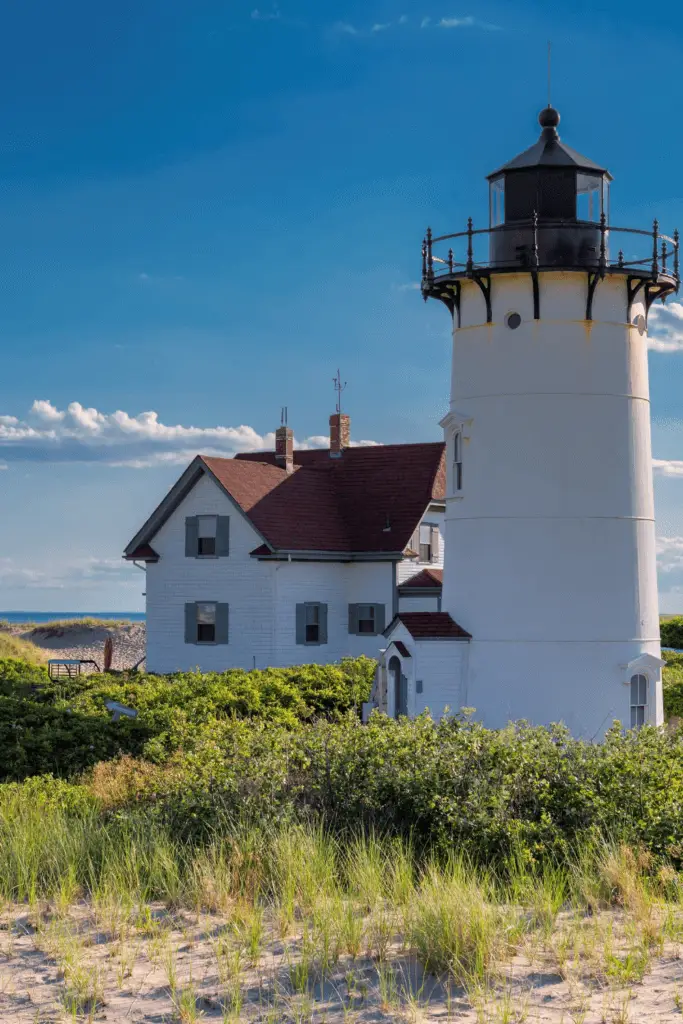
[124,411,457,713]
[126,104,679,737]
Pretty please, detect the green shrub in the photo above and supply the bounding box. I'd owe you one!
[0,657,375,781]
[661,616,683,650]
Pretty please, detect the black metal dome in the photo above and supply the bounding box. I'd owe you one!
[487,106,611,180]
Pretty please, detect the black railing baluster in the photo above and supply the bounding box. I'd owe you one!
[466,218,474,275]
[599,213,607,276]
[426,227,433,281]
[652,219,659,278]
[674,229,680,288]
[662,241,668,274]
[617,250,625,268]
[421,236,427,280]
[532,211,540,268]
[448,248,454,273]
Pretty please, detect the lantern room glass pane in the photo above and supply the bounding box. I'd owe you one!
[489,175,505,227]
[577,172,603,222]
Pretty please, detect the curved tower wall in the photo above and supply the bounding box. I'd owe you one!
[441,271,662,735]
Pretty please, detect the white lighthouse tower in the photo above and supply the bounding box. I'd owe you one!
[418,106,679,736]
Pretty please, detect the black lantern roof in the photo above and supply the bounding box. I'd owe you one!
[419,104,679,325]
[487,107,612,181]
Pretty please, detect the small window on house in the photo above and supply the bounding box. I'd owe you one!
[197,516,218,556]
[296,602,328,645]
[630,673,648,729]
[419,523,432,562]
[306,604,320,643]
[357,605,376,634]
[196,602,216,643]
[453,431,463,492]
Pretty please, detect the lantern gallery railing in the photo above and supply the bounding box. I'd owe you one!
[421,217,680,288]
[420,216,679,324]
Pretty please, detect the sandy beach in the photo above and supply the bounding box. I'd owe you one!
[6,621,146,672]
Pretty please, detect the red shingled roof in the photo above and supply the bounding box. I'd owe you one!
[398,568,443,590]
[391,612,471,639]
[206,442,445,554]
[124,442,446,558]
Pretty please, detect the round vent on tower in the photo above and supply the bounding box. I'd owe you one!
[632,314,646,336]
[506,312,522,330]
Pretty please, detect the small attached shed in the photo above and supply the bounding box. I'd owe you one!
[380,612,471,719]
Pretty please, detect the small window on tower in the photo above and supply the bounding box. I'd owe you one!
[630,673,648,729]
[453,431,463,492]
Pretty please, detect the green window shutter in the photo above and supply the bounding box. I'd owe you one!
[430,525,440,562]
[319,604,328,644]
[215,603,230,644]
[216,516,230,557]
[185,517,199,557]
[348,603,359,635]
[295,604,306,645]
[374,604,386,634]
[184,603,196,644]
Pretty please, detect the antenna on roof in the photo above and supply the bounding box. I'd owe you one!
[332,369,347,415]
[547,40,552,107]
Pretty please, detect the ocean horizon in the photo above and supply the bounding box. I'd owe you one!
[0,611,145,624]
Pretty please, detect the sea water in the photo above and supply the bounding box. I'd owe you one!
[0,612,145,624]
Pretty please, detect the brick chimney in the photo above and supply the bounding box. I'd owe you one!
[275,423,294,474]
[329,413,350,458]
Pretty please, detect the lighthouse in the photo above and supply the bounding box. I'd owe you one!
[387,106,680,736]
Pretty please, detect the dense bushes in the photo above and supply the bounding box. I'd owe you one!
[9,713,683,870]
[6,649,683,871]
[0,657,375,781]
[661,616,683,650]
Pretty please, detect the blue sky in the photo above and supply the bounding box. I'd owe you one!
[2,0,683,611]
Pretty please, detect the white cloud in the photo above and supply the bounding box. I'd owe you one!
[420,17,431,27]
[436,15,500,29]
[372,22,391,32]
[653,458,683,478]
[251,7,280,20]
[399,14,408,24]
[648,302,683,353]
[332,21,358,35]
[0,400,377,468]
[0,557,139,591]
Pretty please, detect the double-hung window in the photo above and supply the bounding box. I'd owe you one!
[296,602,328,645]
[197,516,217,556]
[196,602,216,643]
[357,605,377,634]
[185,602,229,645]
[185,516,230,557]
[630,674,648,729]
[306,604,320,643]
[348,603,385,636]
[419,523,441,564]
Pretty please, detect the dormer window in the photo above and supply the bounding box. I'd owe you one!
[453,432,463,493]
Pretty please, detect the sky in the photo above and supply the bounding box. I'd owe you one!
[1,0,683,611]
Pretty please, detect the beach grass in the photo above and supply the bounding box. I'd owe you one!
[0,630,48,663]
[2,787,683,1022]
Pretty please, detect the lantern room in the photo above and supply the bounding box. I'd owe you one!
[487,106,613,269]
